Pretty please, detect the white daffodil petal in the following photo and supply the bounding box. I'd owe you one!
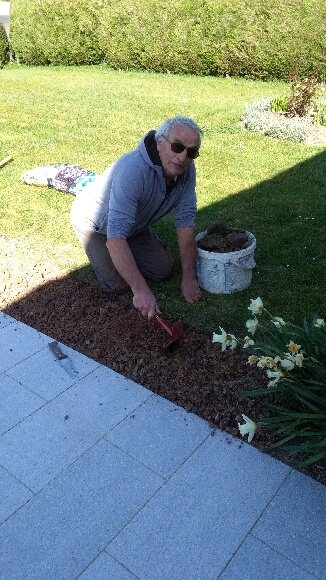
[238,423,251,437]
[212,327,227,344]
[266,369,281,379]
[280,358,295,370]
[272,317,286,328]
[267,379,279,388]
[248,297,263,315]
[238,414,257,442]
[294,353,304,367]
[245,318,258,335]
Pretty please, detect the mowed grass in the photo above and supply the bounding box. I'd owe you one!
[1,63,326,334]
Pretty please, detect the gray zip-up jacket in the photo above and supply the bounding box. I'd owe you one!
[70,130,197,239]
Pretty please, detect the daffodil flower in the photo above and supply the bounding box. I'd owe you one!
[293,352,304,367]
[279,358,295,371]
[272,317,286,328]
[245,318,259,335]
[247,355,258,365]
[287,340,301,354]
[314,318,325,328]
[243,336,254,348]
[257,356,269,368]
[248,297,263,315]
[256,356,277,369]
[213,328,238,351]
[266,369,284,381]
[267,378,280,388]
[229,334,238,350]
[238,414,257,442]
[212,328,229,351]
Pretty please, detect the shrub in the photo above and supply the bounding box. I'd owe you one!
[287,71,320,117]
[242,97,307,143]
[0,23,9,68]
[10,0,104,65]
[9,0,326,80]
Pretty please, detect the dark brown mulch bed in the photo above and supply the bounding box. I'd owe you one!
[4,272,326,486]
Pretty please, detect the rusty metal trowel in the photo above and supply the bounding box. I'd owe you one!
[48,341,79,380]
[155,314,183,350]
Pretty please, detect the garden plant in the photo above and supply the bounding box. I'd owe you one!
[243,72,326,144]
[214,298,326,466]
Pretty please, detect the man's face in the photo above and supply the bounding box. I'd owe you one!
[156,124,200,182]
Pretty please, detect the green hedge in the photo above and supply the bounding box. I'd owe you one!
[10,0,326,80]
[0,23,9,67]
[10,0,104,65]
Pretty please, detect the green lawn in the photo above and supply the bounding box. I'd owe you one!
[1,64,325,335]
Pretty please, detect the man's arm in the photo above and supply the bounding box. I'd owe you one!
[106,238,159,319]
[176,226,202,303]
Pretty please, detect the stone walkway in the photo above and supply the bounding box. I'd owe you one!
[0,311,326,579]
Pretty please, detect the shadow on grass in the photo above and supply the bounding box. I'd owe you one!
[154,146,326,331]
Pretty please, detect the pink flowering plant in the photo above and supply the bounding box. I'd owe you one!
[213,298,326,466]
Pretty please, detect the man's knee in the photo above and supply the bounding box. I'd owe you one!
[147,260,174,282]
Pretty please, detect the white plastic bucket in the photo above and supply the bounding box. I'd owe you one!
[196,230,256,294]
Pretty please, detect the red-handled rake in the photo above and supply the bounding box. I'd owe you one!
[155,314,183,350]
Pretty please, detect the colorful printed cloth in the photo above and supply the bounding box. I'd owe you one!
[21,163,97,195]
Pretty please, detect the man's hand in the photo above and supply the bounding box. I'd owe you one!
[106,238,160,319]
[181,278,202,303]
[133,288,160,319]
[177,226,202,304]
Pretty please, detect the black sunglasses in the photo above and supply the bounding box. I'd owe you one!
[162,135,200,159]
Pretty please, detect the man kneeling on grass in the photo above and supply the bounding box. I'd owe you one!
[70,115,203,319]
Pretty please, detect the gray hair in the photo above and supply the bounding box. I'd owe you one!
[155,116,203,145]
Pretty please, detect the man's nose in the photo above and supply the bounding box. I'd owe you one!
[176,149,188,161]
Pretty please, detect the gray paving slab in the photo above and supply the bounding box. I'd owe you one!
[0,373,45,435]
[79,552,138,579]
[0,365,152,491]
[0,439,163,580]
[6,341,100,400]
[0,466,33,524]
[106,430,291,580]
[106,394,212,478]
[219,535,317,579]
[253,470,326,579]
[0,319,49,372]
[0,312,14,329]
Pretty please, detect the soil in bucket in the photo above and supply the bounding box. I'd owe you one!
[196,222,256,294]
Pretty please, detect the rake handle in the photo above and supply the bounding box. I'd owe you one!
[155,314,173,336]
[0,155,13,168]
